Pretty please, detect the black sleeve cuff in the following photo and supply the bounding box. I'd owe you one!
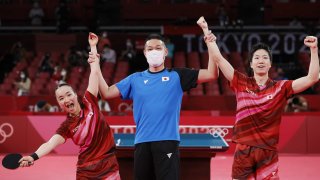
[30,153,39,161]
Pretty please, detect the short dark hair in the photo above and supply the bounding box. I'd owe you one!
[55,83,74,92]
[248,42,272,63]
[145,34,165,45]
[292,96,301,104]
[36,100,47,109]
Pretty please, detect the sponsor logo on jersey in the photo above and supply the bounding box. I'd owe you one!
[267,95,273,99]
[162,77,169,81]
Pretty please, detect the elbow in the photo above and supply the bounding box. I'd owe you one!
[307,75,319,85]
[100,92,107,100]
[311,77,319,84]
[202,70,219,82]
[310,73,319,83]
[207,73,218,81]
[100,88,110,100]
[211,73,219,80]
[212,67,219,80]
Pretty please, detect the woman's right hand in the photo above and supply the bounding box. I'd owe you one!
[88,32,99,47]
[19,156,34,168]
[304,36,318,49]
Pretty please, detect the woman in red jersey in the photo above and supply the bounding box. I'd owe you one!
[203,19,319,180]
[19,33,121,180]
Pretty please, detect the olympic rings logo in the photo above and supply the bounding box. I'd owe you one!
[0,123,14,144]
[118,102,133,112]
[209,127,229,138]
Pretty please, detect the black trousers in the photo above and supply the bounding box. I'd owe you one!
[134,140,180,180]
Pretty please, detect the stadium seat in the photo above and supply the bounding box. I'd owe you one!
[187,51,201,69]
[200,52,209,69]
[165,57,172,69]
[173,51,186,68]
[189,84,204,96]
[114,61,129,78]
[204,81,220,96]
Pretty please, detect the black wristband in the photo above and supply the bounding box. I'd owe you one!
[30,153,39,161]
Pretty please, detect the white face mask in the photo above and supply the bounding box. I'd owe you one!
[20,74,25,79]
[146,50,165,67]
[61,69,67,76]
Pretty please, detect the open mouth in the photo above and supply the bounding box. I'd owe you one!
[66,103,75,111]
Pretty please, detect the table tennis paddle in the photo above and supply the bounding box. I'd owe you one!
[2,153,22,170]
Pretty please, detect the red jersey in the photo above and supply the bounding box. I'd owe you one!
[230,71,294,150]
[56,91,118,174]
